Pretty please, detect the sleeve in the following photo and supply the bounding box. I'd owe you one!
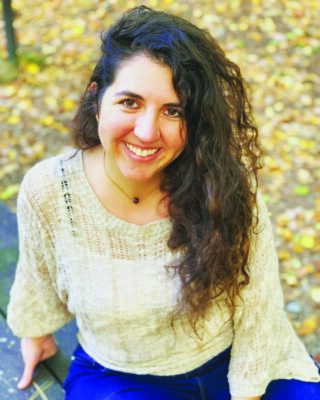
[228,194,320,398]
[7,171,74,337]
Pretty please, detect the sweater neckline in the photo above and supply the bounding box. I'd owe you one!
[73,149,171,231]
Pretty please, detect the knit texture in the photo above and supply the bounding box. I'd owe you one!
[7,150,320,397]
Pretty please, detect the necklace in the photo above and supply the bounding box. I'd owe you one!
[103,151,159,204]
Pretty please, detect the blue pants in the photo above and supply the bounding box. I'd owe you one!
[63,344,320,400]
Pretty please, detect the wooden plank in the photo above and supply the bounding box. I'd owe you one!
[0,249,17,313]
[0,202,17,247]
[0,315,64,399]
[0,201,18,312]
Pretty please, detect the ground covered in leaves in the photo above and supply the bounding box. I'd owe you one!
[0,0,319,357]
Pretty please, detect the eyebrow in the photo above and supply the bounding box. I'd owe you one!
[115,90,182,108]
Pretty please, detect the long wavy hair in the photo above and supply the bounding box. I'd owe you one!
[72,6,262,329]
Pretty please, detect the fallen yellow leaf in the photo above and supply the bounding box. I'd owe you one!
[309,287,320,304]
[300,236,315,249]
[26,63,40,75]
[0,184,20,200]
[8,115,21,124]
[297,315,319,336]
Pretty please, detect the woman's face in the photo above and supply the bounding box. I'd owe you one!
[97,54,186,186]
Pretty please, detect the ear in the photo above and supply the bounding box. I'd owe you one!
[88,81,98,92]
[88,82,99,120]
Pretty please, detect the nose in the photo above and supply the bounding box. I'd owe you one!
[134,110,160,142]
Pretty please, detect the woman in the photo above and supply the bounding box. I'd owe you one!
[7,6,320,400]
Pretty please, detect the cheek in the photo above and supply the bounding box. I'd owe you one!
[180,125,187,146]
[98,114,134,141]
[172,124,187,152]
[162,120,186,148]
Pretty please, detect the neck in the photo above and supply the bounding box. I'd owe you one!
[103,151,161,205]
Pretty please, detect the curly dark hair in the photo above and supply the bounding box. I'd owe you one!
[72,6,262,329]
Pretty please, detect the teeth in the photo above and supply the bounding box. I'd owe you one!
[126,143,159,157]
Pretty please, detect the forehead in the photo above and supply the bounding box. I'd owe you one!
[109,54,179,101]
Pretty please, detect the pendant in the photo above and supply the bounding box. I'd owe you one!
[132,197,140,204]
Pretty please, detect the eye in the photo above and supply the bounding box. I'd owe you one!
[120,98,138,108]
[164,108,183,119]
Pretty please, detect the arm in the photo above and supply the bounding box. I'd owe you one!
[7,169,73,337]
[7,166,73,388]
[228,196,283,397]
[18,334,57,389]
[228,195,319,397]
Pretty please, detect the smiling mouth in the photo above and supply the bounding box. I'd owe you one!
[125,142,160,157]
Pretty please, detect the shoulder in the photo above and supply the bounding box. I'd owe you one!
[254,191,273,236]
[18,149,81,213]
[247,191,278,277]
[20,149,80,191]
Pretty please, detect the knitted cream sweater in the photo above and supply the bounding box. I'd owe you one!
[7,150,319,398]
